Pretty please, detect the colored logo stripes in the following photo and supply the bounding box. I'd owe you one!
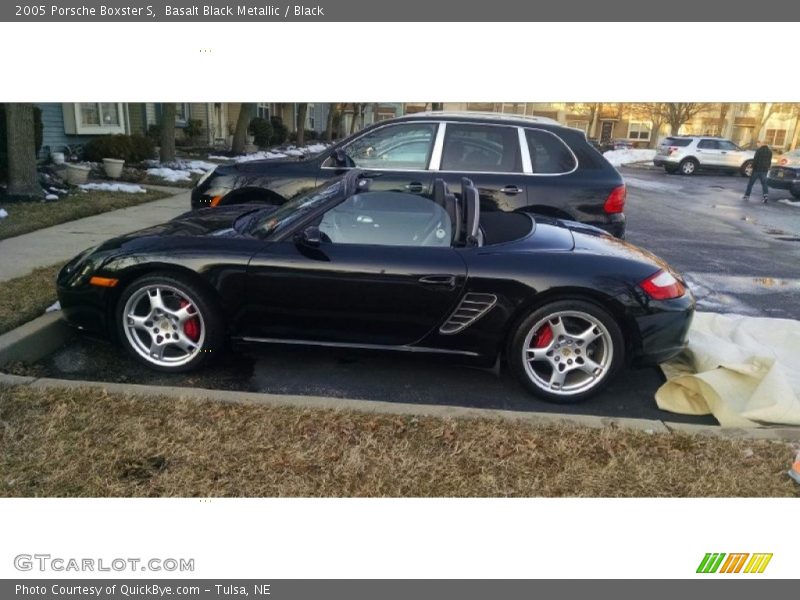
[697,553,772,573]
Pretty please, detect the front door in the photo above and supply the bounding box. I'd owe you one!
[696,139,724,167]
[600,121,614,143]
[245,191,466,346]
[317,121,439,197]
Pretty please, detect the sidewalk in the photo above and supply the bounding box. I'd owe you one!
[0,188,191,282]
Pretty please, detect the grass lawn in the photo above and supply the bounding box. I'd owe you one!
[0,189,170,241]
[0,263,65,335]
[0,384,797,497]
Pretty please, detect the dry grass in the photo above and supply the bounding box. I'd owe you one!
[0,189,169,241]
[0,263,65,335]
[1,384,797,497]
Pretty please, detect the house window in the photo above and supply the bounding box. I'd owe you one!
[567,120,589,134]
[627,121,652,141]
[764,128,787,147]
[257,103,270,119]
[175,103,190,126]
[65,103,126,135]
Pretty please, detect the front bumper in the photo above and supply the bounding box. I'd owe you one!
[766,175,800,191]
[56,263,114,338]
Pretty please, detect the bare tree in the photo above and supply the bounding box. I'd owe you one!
[159,103,177,163]
[660,103,708,136]
[296,103,309,146]
[715,103,732,136]
[325,103,340,141]
[628,103,668,148]
[231,103,254,155]
[4,103,42,199]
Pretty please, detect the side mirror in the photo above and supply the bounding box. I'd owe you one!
[296,225,321,248]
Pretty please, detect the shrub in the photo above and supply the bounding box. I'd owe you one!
[147,123,162,143]
[269,116,288,146]
[289,129,319,143]
[185,119,204,143]
[83,134,154,163]
[128,134,156,162]
[248,117,273,148]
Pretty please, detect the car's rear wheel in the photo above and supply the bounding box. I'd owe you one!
[116,272,224,372]
[508,300,625,403]
[678,158,698,175]
[741,161,754,177]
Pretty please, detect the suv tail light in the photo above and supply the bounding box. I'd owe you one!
[779,158,788,165]
[603,185,626,214]
[640,270,685,300]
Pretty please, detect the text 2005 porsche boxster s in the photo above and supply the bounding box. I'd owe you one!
[57,171,694,402]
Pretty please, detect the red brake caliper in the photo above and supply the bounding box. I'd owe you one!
[533,324,553,348]
[179,299,200,342]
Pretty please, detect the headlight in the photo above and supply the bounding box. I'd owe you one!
[196,166,216,187]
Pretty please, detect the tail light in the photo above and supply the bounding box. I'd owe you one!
[604,185,626,214]
[640,270,685,300]
[780,158,788,165]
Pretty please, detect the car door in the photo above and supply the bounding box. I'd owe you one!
[717,139,746,170]
[245,190,467,346]
[317,121,439,197]
[435,122,528,212]
[696,139,723,167]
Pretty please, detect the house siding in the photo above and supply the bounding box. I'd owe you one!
[37,103,95,159]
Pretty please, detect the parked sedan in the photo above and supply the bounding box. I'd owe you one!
[192,112,628,238]
[58,171,693,403]
[767,149,800,199]
[599,139,634,153]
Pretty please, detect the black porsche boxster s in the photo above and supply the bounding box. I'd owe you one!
[57,170,694,402]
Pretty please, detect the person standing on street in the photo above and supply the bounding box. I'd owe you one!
[743,140,773,203]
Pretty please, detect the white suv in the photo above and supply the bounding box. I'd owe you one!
[654,136,755,176]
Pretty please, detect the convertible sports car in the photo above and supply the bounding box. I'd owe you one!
[57,170,694,402]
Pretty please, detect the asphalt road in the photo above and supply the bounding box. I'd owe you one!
[25,165,800,426]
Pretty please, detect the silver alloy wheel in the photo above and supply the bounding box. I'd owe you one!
[522,310,613,397]
[744,163,753,177]
[681,160,696,174]
[122,284,205,368]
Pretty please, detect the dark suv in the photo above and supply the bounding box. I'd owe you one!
[192,112,627,237]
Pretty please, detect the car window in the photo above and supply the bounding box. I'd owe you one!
[526,129,577,174]
[441,124,521,173]
[340,123,436,170]
[663,137,691,147]
[318,191,452,247]
[697,139,719,149]
[718,140,740,151]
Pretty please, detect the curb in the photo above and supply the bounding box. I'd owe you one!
[1,371,799,441]
[0,312,73,368]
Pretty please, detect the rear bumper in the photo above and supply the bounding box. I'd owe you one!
[766,176,800,191]
[588,213,626,239]
[653,157,678,168]
[631,292,695,367]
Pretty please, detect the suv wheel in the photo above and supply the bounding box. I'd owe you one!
[741,161,754,177]
[678,158,698,175]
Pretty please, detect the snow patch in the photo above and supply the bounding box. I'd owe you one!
[146,168,192,182]
[79,183,147,194]
[0,208,8,219]
[46,301,61,313]
[45,194,59,201]
[604,149,657,167]
[778,198,800,208]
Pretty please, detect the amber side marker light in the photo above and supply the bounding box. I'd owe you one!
[89,276,119,288]
[210,195,223,207]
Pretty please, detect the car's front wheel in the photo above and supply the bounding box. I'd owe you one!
[741,160,754,177]
[678,158,698,175]
[116,272,224,372]
[508,300,625,403]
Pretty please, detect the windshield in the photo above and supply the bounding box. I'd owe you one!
[247,178,344,238]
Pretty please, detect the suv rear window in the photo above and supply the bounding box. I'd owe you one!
[526,129,577,174]
[662,137,692,147]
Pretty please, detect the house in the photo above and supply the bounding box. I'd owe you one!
[411,102,800,151]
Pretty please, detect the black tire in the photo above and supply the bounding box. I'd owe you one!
[508,299,625,403]
[792,187,800,200]
[664,165,678,174]
[740,160,754,177]
[116,271,225,373]
[678,158,698,176]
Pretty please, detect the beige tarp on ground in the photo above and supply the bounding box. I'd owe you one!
[656,312,800,427]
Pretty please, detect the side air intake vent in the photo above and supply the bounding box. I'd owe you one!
[439,293,497,335]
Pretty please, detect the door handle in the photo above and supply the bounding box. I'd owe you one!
[406,182,424,193]
[501,185,523,195]
[419,275,456,288]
